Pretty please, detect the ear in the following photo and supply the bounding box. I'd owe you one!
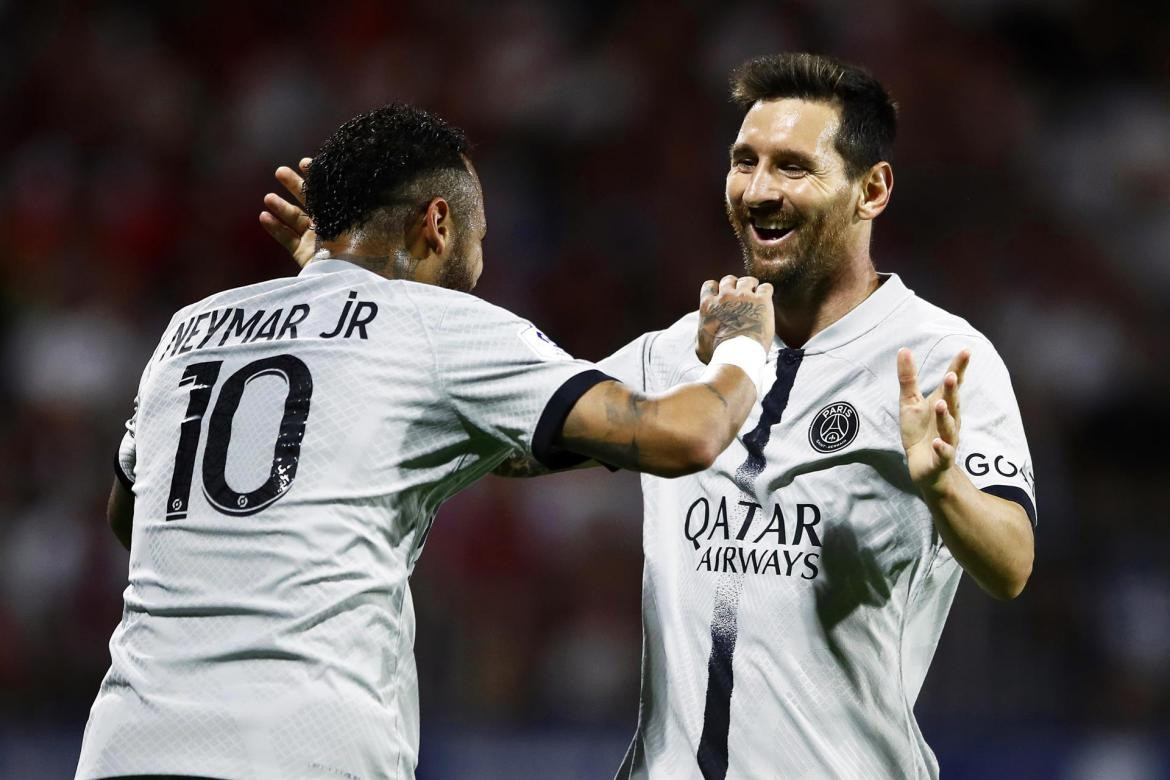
[856,162,893,221]
[419,197,451,255]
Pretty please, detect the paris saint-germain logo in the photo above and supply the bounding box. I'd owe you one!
[808,401,859,453]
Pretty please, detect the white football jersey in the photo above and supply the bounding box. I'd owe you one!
[601,274,1036,779]
[76,257,610,780]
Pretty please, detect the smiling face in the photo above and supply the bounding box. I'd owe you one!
[725,98,862,290]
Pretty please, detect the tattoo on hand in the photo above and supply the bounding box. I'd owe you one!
[705,301,765,342]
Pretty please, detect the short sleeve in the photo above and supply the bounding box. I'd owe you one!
[113,312,183,491]
[429,296,614,468]
[921,335,1037,526]
[114,396,138,490]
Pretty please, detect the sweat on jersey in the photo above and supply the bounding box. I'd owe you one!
[599,274,1035,780]
[76,258,612,780]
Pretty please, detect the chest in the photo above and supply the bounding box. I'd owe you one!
[650,353,933,593]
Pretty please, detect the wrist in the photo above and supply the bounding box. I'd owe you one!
[917,464,961,503]
[708,336,767,395]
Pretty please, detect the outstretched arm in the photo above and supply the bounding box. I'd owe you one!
[262,164,772,479]
[898,348,1034,599]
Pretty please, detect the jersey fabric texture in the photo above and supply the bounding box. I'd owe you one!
[77,258,610,780]
[600,274,1036,780]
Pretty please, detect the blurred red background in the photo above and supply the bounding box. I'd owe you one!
[1,1,1167,777]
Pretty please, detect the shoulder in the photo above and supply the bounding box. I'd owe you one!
[857,281,997,360]
[884,288,1013,386]
[396,281,523,323]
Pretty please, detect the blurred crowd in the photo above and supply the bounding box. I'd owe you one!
[1,0,1167,777]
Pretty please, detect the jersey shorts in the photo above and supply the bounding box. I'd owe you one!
[600,273,1036,779]
[76,258,612,780]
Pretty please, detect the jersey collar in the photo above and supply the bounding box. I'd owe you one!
[298,254,378,278]
[784,272,914,354]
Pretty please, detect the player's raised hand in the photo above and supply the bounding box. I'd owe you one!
[898,347,970,493]
[259,157,316,269]
[695,275,775,363]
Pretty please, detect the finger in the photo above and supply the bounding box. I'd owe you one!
[941,371,960,420]
[947,349,971,386]
[263,192,311,233]
[299,157,312,172]
[699,279,718,308]
[275,165,307,206]
[897,348,920,402]
[935,399,958,443]
[735,275,759,293]
[259,212,303,254]
[757,281,773,298]
[719,275,738,295]
[932,437,956,468]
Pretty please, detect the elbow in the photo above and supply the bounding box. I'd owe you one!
[667,434,722,477]
[641,432,721,478]
[689,439,722,474]
[988,558,1033,601]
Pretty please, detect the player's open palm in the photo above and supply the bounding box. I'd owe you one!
[897,347,970,492]
[259,157,316,269]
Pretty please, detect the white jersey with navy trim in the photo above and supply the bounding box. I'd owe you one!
[600,274,1035,780]
[78,258,610,780]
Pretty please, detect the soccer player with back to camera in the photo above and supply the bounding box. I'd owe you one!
[264,55,1037,778]
[76,104,778,780]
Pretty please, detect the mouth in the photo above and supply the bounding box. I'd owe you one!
[748,216,796,245]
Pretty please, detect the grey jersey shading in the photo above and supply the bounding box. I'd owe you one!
[78,258,610,780]
[601,274,1035,779]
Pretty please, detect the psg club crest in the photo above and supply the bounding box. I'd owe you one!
[808,401,859,453]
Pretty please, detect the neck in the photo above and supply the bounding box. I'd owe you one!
[773,252,880,348]
[316,236,419,281]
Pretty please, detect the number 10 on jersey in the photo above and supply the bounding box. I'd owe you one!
[167,355,313,521]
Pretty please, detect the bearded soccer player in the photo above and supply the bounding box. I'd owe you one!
[76,104,778,780]
[263,55,1036,778]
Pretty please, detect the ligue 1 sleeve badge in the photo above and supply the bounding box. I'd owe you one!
[809,401,859,453]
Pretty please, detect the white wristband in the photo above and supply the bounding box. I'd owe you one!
[708,336,767,395]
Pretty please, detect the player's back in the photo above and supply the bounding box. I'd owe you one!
[77,258,552,780]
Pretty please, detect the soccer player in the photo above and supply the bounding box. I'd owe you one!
[75,104,778,780]
[263,54,1037,779]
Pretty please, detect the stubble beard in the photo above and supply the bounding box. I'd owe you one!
[437,241,478,293]
[730,194,855,294]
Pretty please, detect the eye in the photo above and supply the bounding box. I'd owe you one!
[780,164,808,177]
[731,157,756,172]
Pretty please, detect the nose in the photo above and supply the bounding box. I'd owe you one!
[742,165,783,210]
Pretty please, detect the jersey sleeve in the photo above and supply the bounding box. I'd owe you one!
[428,296,614,468]
[114,395,139,490]
[114,314,185,490]
[596,331,657,391]
[920,334,1037,526]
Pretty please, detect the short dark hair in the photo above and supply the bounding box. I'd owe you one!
[730,53,897,179]
[305,103,474,241]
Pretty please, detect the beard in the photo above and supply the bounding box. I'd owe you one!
[727,191,855,292]
[436,238,479,293]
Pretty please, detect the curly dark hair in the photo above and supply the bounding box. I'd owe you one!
[730,53,897,179]
[304,103,474,241]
